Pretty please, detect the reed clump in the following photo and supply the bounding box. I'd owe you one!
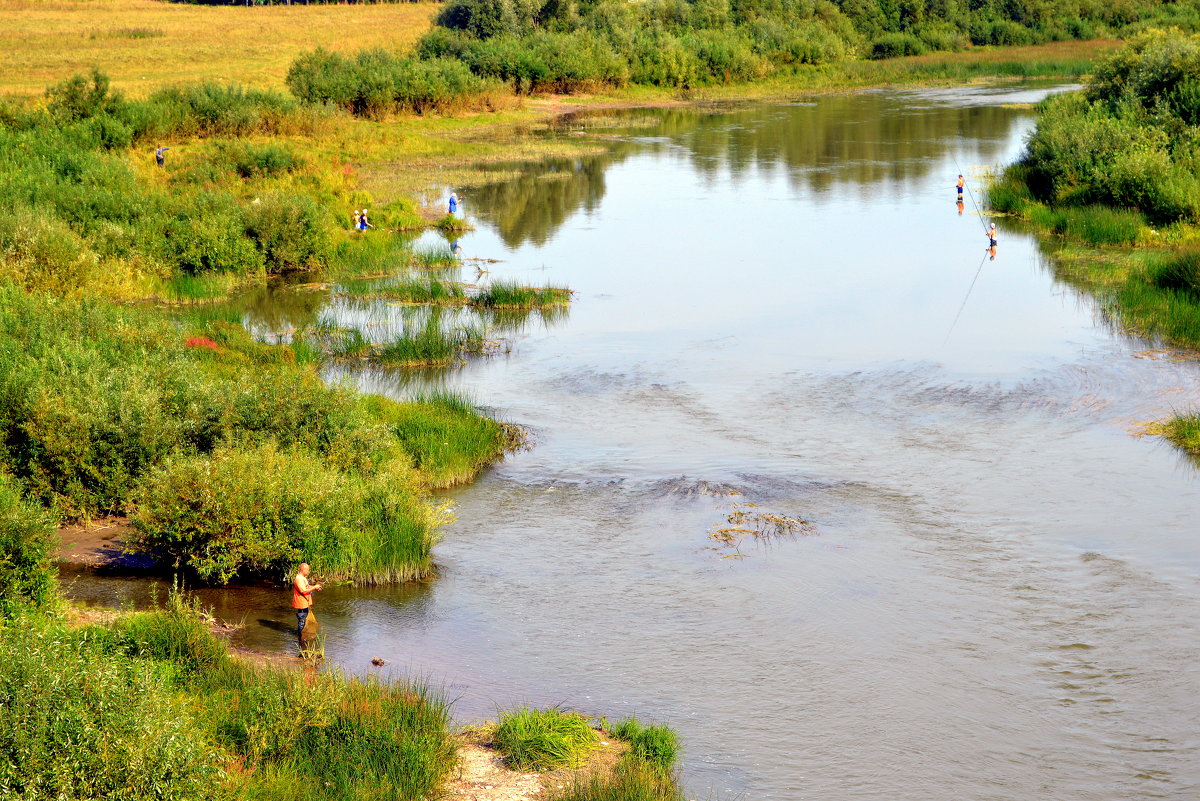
[475,280,572,309]
[376,322,488,367]
[1160,414,1200,455]
[494,707,601,771]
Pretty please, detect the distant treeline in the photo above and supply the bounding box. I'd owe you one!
[285,0,1200,103]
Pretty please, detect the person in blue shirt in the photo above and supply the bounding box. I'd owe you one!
[448,193,458,215]
[155,146,170,167]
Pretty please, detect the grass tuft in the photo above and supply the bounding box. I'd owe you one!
[494,707,600,771]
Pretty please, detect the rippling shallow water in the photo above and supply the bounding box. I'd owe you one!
[68,85,1200,801]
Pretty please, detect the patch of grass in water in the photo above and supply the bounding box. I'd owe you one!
[1160,414,1200,456]
[158,271,250,304]
[375,321,487,368]
[344,277,470,305]
[474,280,572,309]
[410,243,460,269]
[494,707,600,771]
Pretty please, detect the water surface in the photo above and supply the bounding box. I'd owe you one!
[70,86,1200,801]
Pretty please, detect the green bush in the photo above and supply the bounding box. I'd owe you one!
[245,192,333,272]
[494,707,600,771]
[0,626,225,800]
[869,32,928,59]
[0,473,60,620]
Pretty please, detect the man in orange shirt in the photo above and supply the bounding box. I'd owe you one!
[293,563,323,647]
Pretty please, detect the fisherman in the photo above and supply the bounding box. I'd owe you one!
[956,174,965,199]
[359,208,373,231]
[448,193,458,215]
[155,145,170,167]
[292,563,322,648]
[987,222,998,248]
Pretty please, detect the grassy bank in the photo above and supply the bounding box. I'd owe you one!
[990,29,1200,457]
[0,284,510,584]
[0,598,458,801]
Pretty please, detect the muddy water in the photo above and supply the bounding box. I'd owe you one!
[69,86,1200,800]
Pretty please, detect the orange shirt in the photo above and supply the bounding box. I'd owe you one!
[957,177,965,188]
[293,573,313,609]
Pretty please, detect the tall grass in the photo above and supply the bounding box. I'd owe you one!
[494,707,600,771]
[1161,414,1200,456]
[475,280,572,309]
[345,277,470,305]
[0,602,460,801]
[375,321,487,367]
[610,718,681,775]
[548,760,686,801]
[411,242,461,269]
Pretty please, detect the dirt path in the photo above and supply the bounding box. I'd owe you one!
[446,729,627,801]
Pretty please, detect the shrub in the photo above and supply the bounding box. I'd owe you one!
[0,626,224,800]
[494,707,600,771]
[245,192,333,272]
[0,473,60,620]
[869,32,928,59]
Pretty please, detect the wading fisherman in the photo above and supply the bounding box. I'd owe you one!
[987,222,998,260]
[448,192,458,215]
[292,563,322,648]
[956,174,965,200]
[155,145,170,167]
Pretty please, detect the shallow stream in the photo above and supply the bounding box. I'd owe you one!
[67,86,1200,800]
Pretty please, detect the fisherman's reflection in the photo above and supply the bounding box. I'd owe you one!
[956,199,965,216]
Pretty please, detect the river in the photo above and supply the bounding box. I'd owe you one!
[66,85,1200,801]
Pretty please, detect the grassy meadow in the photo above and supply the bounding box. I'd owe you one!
[0,0,439,100]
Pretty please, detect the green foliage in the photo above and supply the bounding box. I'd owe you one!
[0,608,460,801]
[548,759,685,801]
[286,48,495,117]
[245,192,334,272]
[869,32,928,59]
[1013,30,1200,225]
[610,718,681,775]
[1160,413,1200,455]
[0,473,60,620]
[1148,248,1200,295]
[475,280,571,309]
[0,286,504,583]
[494,707,601,771]
[0,626,225,800]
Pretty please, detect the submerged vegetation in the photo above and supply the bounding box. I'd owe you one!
[993,28,1200,455]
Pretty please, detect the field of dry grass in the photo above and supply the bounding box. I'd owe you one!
[0,0,439,99]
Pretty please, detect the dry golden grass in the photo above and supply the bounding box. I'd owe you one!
[0,0,439,99]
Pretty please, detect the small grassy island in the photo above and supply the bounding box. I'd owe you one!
[3,0,1200,796]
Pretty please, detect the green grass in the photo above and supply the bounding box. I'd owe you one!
[0,284,506,584]
[369,390,512,488]
[344,276,470,304]
[610,718,681,775]
[548,760,685,801]
[1161,414,1200,456]
[433,214,473,235]
[493,707,600,771]
[0,600,460,801]
[1024,204,1145,247]
[374,321,487,367]
[475,280,572,309]
[411,242,461,269]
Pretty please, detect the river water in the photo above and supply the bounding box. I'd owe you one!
[66,86,1200,800]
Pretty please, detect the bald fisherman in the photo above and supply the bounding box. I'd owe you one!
[292,563,323,647]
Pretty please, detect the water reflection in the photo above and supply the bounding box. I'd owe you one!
[469,91,1032,247]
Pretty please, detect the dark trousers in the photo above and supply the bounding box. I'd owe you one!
[296,607,309,642]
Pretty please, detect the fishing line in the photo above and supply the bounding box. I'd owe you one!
[944,249,990,346]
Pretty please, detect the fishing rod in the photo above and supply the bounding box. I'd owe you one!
[943,249,990,346]
[952,149,990,237]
